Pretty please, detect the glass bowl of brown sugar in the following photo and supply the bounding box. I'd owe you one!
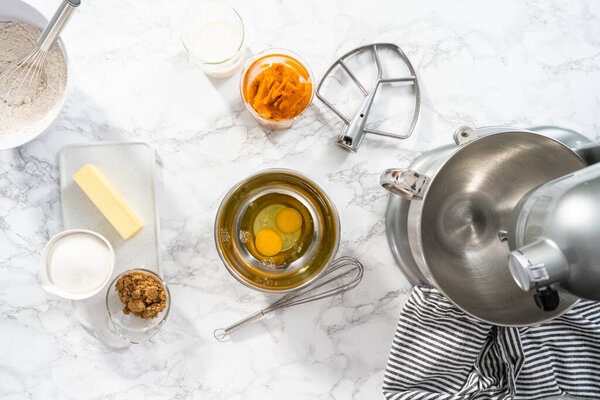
[105,268,170,344]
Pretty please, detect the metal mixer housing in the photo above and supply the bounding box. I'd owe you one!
[508,163,600,306]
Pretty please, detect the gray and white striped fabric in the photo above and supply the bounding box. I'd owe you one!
[383,286,600,400]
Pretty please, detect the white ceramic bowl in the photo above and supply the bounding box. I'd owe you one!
[39,229,115,300]
[0,0,70,150]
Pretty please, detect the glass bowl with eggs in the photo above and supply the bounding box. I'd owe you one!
[215,169,340,292]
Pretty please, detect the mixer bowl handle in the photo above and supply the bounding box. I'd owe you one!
[380,126,478,200]
[380,169,430,200]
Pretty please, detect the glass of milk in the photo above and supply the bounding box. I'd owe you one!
[181,1,245,78]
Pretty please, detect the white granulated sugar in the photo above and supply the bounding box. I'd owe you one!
[48,232,112,294]
[0,22,67,135]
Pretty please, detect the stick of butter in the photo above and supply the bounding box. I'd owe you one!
[73,164,144,239]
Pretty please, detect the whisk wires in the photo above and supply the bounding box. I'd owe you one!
[214,256,365,342]
[264,256,364,313]
[0,48,47,105]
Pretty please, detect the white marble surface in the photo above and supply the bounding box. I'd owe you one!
[1,0,600,398]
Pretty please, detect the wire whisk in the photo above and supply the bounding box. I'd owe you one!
[214,256,364,342]
[0,0,79,105]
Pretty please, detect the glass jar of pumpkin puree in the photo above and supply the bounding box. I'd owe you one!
[240,48,315,129]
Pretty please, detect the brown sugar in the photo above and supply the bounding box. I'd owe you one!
[115,271,167,319]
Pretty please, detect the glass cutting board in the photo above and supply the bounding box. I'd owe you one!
[58,141,162,347]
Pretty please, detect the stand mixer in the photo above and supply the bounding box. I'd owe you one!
[382,126,599,326]
[508,162,600,311]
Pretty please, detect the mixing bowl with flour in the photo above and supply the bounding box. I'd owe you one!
[0,0,70,150]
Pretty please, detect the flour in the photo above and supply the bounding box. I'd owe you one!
[0,22,67,135]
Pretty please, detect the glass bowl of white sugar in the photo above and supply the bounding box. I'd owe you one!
[39,229,115,300]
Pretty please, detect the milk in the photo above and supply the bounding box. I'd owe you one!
[192,21,242,63]
[181,2,246,78]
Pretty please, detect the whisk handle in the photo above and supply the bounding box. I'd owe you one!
[214,310,265,342]
[38,0,81,52]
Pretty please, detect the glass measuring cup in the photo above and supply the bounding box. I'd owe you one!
[181,1,245,78]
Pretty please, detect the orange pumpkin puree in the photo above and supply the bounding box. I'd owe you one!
[245,62,312,121]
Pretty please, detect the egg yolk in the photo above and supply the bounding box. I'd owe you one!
[255,229,283,256]
[276,207,302,234]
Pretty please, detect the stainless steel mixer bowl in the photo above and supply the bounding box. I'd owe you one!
[382,127,586,325]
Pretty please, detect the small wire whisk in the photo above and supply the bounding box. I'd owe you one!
[214,256,364,342]
[0,0,80,106]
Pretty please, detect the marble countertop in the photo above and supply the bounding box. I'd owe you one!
[1,0,600,398]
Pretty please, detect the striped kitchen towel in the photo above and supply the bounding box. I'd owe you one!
[383,286,600,400]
